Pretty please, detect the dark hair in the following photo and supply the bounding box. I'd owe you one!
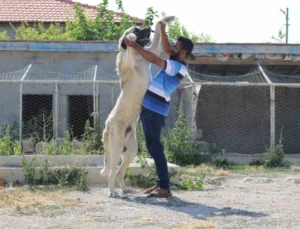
[177,36,195,60]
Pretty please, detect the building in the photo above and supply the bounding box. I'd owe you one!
[0,0,143,38]
[1,41,300,155]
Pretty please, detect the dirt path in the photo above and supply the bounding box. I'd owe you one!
[1,173,300,229]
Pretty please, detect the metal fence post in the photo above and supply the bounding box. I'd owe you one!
[270,85,276,150]
[256,61,275,150]
[19,64,32,145]
[54,83,59,140]
[19,83,22,145]
[93,65,98,127]
[96,83,99,113]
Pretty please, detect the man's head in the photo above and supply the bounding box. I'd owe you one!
[170,36,195,62]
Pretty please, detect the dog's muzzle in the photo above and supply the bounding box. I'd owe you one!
[136,38,150,47]
[135,28,151,47]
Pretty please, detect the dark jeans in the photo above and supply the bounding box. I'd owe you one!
[140,106,170,191]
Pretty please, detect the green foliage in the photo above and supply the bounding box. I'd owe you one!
[23,109,53,143]
[2,1,212,42]
[59,131,73,155]
[163,98,208,166]
[12,140,22,155]
[126,152,206,191]
[126,153,178,189]
[261,129,289,168]
[271,28,286,43]
[10,1,136,41]
[0,125,12,155]
[21,156,88,191]
[21,156,36,185]
[143,7,159,28]
[0,124,22,155]
[128,153,157,188]
[38,132,73,155]
[126,169,157,188]
[136,121,147,154]
[37,114,103,155]
[214,148,233,169]
[80,115,103,154]
[0,31,10,40]
[263,142,285,168]
[177,176,204,191]
[250,129,290,168]
[135,98,211,167]
[12,22,66,41]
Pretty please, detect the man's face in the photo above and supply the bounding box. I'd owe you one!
[170,41,182,61]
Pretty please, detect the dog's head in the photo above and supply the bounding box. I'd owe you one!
[119,26,152,50]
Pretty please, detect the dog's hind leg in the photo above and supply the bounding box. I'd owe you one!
[116,127,137,194]
[107,123,125,198]
[100,127,111,178]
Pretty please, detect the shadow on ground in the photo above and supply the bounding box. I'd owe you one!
[120,193,268,220]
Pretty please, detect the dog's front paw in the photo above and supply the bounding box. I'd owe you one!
[159,15,175,24]
[126,33,137,41]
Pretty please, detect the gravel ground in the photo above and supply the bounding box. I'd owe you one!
[1,173,300,229]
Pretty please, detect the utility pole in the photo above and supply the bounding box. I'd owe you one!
[280,7,289,43]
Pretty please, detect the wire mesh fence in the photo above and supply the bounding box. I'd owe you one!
[194,85,270,154]
[1,63,300,155]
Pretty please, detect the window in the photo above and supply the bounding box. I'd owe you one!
[22,95,53,140]
[68,95,94,139]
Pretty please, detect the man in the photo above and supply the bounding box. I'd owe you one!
[124,21,195,198]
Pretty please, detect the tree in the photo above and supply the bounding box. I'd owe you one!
[0,31,10,40]
[3,0,213,43]
[271,28,286,43]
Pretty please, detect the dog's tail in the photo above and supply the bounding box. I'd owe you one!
[100,127,111,177]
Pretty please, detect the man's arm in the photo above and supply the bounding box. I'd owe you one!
[124,37,166,70]
[160,22,171,56]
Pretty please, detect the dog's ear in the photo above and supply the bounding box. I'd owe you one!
[119,32,128,50]
[121,39,127,49]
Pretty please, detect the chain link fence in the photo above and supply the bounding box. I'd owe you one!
[184,63,300,154]
[0,64,119,154]
[1,63,300,155]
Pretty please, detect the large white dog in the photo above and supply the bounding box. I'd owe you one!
[100,16,175,197]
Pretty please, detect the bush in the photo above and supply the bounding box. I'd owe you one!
[135,98,211,166]
[7,1,158,42]
[0,31,9,40]
[251,129,290,168]
[163,98,210,166]
[2,1,213,43]
[0,124,21,155]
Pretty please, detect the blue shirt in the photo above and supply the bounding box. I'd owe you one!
[142,59,188,116]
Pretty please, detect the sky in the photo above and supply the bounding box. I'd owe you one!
[78,0,300,43]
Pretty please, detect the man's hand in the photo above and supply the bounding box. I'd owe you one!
[160,22,166,32]
[123,35,166,70]
[124,37,137,48]
[159,21,171,56]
